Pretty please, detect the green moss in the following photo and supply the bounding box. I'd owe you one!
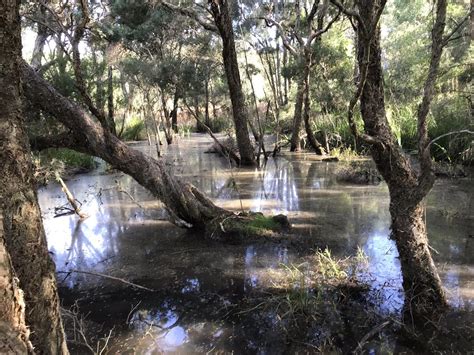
[205,212,290,241]
[246,214,280,232]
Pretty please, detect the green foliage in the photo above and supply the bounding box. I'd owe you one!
[35,149,96,184]
[121,117,145,141]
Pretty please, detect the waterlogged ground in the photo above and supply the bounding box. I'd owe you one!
[38,134,474,353]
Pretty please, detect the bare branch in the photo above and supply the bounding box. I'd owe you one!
[307,0,321,25]
[58,270,155,291]
[329,0,366,34]
[160,0,218,33]
[426,129,474,150]
[442,9,473,45]
[308,9,341,44]
[260,17,298,56]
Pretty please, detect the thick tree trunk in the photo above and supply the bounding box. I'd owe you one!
[390,198,446,320]
[210,0,256,166]
[0,215,32,354]
[355,0,447,320]
[22,62,231,229]
[0,2,69,353]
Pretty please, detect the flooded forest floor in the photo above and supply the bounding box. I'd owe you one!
[38,134,474,354]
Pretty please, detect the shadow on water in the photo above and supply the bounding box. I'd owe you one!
[38,134,474,353]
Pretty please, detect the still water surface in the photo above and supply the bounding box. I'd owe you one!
[38,134,473,353]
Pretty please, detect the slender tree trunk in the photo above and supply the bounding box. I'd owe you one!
[0,2,68,353]
[303,76,325,155]
[355,0,447,321]
[289,61,309,151]
[210,0,256,166]
[194,96,206,132]
[171,88,179,133]
[145,92,161,157]
[283,44,288,105]
[31,5,48,70]
[107,65,117,136]
[205,78,210,127]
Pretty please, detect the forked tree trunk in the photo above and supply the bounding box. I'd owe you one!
[355,0,447,321]
[0,2,69,353]
[210,0,256,166]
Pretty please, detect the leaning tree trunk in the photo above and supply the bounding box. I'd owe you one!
[356,0,446,321]
[210,0,256,166]
[0,2,69,353]
[0,215,32,354]
[22,62,231,230]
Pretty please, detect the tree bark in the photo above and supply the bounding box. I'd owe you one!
[302,76,325,155]
[30,4,48,70]
[210,0,256,166]
[289,66,307,151]
[171,88,179,133]
[0,1,69,353]
[107,65,117,136]
[0,215,32,354]
[355,0,447,321]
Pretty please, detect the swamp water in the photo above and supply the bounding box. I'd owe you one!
[38,134,474,353]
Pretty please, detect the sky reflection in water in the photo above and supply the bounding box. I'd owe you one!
[38,135,474,352]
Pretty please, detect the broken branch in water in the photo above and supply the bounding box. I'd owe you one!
[55,172,88,219]
[58,269,155,291]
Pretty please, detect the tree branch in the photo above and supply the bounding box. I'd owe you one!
[260,17,298,56]
[442,9,473,45]
[426,130,474,150]
[308,9,341,44]
[417,0,447,192]
[160,0,218,33]
[329,0,366,34]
